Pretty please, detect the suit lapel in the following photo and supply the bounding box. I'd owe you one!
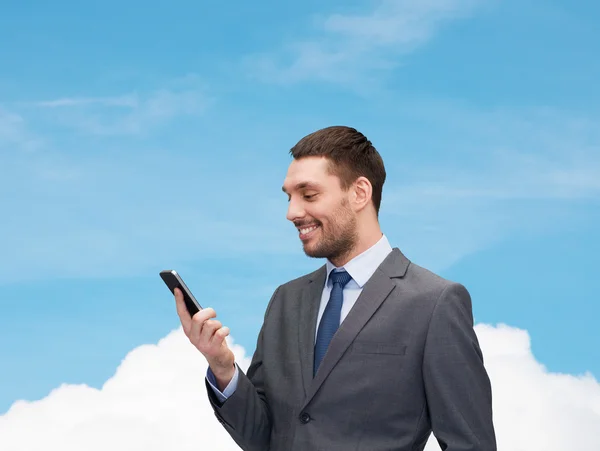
[297,265,326,398]
[300,248,409,409]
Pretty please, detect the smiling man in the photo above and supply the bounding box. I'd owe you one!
[174,126,497,450]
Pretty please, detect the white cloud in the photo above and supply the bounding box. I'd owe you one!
[0,108,42,151]
[2,100,599,283]
[0,329,250,451]
[76,90,208,136]
[459,324,600,451]
[378,103,600,271]
[1,324,599,450]
[19,76,212,136]
[0,148,298,284]
[245,0,486,87]
[0,108,26,145]
[322,0,480,46]
[30,95,138,108]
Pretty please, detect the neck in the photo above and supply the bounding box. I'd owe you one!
[330,218,383,267]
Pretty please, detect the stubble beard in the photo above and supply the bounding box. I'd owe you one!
[302,200,358,264]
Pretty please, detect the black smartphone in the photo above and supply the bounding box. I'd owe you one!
[160,269,202,317]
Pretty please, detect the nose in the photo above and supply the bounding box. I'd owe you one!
[286,196,305,223]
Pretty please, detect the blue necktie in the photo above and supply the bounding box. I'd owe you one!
[314,269,353,376]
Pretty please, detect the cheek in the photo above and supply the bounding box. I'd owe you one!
[304,204,327,222]
[307,197,345,226]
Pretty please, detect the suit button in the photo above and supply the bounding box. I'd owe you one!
[299,412,311,424]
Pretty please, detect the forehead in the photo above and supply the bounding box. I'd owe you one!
[282,157,337,192]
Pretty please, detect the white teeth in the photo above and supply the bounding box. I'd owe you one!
[300,226,317,235]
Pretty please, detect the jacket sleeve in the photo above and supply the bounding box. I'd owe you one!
[422,282,497,450]
[206,364,239,402]
[206,286,280,451]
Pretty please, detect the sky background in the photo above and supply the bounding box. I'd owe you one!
[1,0,599,449]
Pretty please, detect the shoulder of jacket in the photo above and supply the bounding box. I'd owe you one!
[274,264,325,293]
[404,260,463,295]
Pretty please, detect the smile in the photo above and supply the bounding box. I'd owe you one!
[298,224,319,239]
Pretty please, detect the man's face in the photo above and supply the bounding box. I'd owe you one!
[282,156,358,262]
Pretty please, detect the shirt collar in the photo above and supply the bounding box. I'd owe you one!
[325,234,393,288]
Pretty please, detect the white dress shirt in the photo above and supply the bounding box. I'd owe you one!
[206,234,393,402]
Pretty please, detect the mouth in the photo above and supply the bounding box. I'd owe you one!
[297,224,320,241]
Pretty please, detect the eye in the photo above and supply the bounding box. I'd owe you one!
[303,194,317,200]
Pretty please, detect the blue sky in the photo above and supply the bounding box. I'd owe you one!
[1,0,599,433]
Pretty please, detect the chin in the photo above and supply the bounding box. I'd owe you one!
[303,244,330,260]
[302,242,321,258]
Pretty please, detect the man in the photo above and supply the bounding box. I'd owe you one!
[174,126,497,450]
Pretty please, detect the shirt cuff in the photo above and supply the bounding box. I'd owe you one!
[206,364,239,403]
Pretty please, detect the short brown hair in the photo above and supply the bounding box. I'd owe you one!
[289,126,386,214]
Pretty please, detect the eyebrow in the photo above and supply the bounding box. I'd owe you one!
[282,182,321,194]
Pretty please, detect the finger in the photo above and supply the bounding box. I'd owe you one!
[210,326,230,346]
[174,288,192,330]
[200,319,222,344]
[198,319,221,346]
[189,308,217,342]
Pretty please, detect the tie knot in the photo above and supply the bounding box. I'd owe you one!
[330,269,352,288]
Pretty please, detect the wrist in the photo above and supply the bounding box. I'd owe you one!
[209,361,236,388]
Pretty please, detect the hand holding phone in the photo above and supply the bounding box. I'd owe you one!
[159,270,202,317]
[160,269,236,388]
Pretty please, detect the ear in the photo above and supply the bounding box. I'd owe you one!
[352,177,372,212]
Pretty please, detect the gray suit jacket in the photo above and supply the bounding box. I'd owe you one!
[207,248,497,450]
